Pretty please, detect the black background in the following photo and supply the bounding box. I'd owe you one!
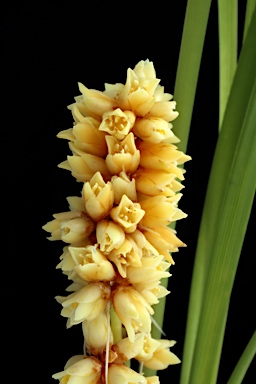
[3,1,255,383]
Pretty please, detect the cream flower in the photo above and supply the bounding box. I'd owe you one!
[56,282,111,327]
[143,226,186,263]
[69,245,116,282]
[112,333,145,363]
[99,108,136,140]
[105,132,140,175]
[82,172,114,221]
[113,286,154,342]
[111,171,137,204]
[108,363,146,384]
[108,236,142,278]
[136,339,181,370]
[82,311,113,356]
[110,195,145,233]
[133,117,179,144]
[96,220,125,253]
[52,355,102,384]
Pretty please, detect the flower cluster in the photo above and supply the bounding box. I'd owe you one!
[43,59,191,384]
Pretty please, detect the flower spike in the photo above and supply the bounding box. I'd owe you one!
[43,59,190,383]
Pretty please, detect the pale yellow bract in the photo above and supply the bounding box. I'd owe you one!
[43,59,190,384]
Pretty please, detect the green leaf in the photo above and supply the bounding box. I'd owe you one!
[173,0,213,154]
[217,0,237,131]
[227,331,256,384]
[180,8,256,384]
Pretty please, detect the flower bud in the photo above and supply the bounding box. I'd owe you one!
[110,195,145,233]
[105,132,140,175]
[52,355,102,384]
[82,311,113,356]
[111,172,137,204]
[96,220,125,253]
[56,282,111,327]
[69,245,116,282]
[99,108,136,140]
[82,172,114,221]
[146,100,179,122]
[113,286,153,342]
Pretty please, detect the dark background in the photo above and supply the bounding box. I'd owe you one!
[3,1,255,383]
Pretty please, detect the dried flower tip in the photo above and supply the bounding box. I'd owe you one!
[99,108,136,140]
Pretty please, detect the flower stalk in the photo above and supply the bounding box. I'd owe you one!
[43,59,190,383]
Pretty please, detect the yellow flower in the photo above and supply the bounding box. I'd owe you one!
[57,116,108,158]
[137,140,191,179]
[99,108,136,140]
[110,195,145,233]
[82,172,114,221]
[76,82,116,119]
[139,195,186,228]
[59,143,110,182]
[146,100,179,122]
[108,363,147,384]
[134,167,180,197]
[52,355,102,384]
[56,282,111,327]
[111,171,137,204]
[96,220,126,253]
[43,211,95,244]
[143,225,186,263]
[69,245,116,282]
[105,132,140,175]
[113,285,154,342]
[133,117,179,144]
[82,311,113,356]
